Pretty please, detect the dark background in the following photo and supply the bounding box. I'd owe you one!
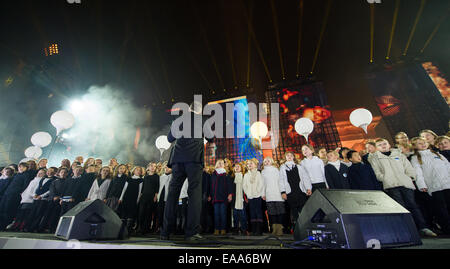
[0,0,448,164]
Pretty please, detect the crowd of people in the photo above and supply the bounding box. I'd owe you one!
[0,129,448,239]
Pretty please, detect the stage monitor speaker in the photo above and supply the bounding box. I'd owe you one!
[55,199,128,241]
[294,189,422,249]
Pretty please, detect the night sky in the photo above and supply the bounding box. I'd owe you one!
[0,0,449,163]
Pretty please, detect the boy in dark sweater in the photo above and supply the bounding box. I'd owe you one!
[25,167,57,232]
[0,168,14,201]
[38,168,68,233]
[0,162,30,230]
[324,151,350,189]
[73,165,97,204]
[60,166,84,216]
[347,151,383,191]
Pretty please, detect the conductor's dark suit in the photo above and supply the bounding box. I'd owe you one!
[161,112,213,238]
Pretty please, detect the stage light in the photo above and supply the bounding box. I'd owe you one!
[69,100,84,114]
[62,133,70,139]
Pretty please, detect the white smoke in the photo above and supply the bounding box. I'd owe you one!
[63,85,168,165]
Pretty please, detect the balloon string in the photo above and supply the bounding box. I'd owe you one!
[47,135,59,162]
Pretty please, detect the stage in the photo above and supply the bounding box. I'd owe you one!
[0,232,449,249]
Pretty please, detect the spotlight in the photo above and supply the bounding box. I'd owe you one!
[62,133,69,139]
[69,100,84,114]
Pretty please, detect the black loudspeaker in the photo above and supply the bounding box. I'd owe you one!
[294,189,422,249]
[55,199,128,241]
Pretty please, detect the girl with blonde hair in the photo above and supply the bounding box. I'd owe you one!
[243,158,265,236]
[261,157,284,236]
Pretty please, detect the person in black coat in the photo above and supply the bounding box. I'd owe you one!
[200,167,213,234]
[0,168,14,201]
[137,163,160,234]
[436,136,450,162]
[324,151,350,189]
[161,101,214,241]
[105,164,128,214]
[38,168,68,233]
[347,151,383,191]
[73,165,97,204]
[0,162,31,230]
[59,166,84,216]
[120,166,143,235]
[25,167,57,232]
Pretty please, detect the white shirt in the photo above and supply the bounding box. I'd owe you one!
[87,178,112,201]
[301,156,326,184]
[243,170,265,199]
[179,178,189,199]
[328,161,341,172]
[234,173,245,210]
[262,166,284,202]
[21,177,42,204]
[157,174,172,202]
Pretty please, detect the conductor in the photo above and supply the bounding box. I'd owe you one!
[160,101,213,241]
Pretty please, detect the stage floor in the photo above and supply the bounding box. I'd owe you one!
[0,232,449,249]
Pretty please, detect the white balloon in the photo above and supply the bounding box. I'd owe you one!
[204,138,208,145]
[24,146,43,159]
[250,122,269,139]
[31,132,52,148]
[155,135,171,150]
[50,111,75,135]
[350,108,373,134]
[295,118,314,142]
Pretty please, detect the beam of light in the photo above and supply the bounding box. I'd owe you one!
[192,3,226,91]
[246,0,254,87]
[270,0,286,80]
[27,1,49,50]
[116,2,137,84]
[243,0,273,83]
[386,0,400,60]
[154,33,175,101]
[296,0,304,78]
[310,0,333,74]
[370,3,375,63]
[403,0,427,56]
[134,127,141,150]
[132,39,163,103]
[220,0,238,89]
[186,48,214,92]
[419,6,449,54]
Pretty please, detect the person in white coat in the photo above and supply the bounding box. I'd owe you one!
[301,144,328,192]
[261,157,285,236]
[7,169,47,231]
[279,152,312,231]
[157,166,172,232]
[369,138,436,237]
[411,137,450,234]
[243,158,265,236]
[86,166,112,201]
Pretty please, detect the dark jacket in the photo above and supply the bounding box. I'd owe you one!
[73,172,97,202]
[35,176,56,196]
[324,163,350,189]
[49,177,66,199]
[202,172,211,201]
[440,150,450,162]
[61,176,82,198]
[167,112,213,167]
[0,177,13,198]
[209,171,232,204]
[4,171,32,196]
[106,175,127,199]
[141,174,159,202]
[348,162,383,191]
